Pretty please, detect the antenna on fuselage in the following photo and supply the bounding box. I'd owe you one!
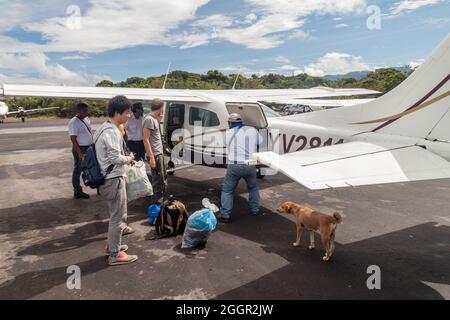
[232,72,240,90]
[162,62,171,89]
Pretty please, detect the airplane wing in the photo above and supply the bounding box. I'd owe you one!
[227,87,381,101]
[0,84,210,103]
[7,107,60,115]
[0,84,379,104]
[265,98,375,108]
[253,142,450,190]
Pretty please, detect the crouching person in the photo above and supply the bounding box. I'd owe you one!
[95,95,138,266]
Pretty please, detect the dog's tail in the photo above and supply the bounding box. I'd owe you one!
[333,212,343,224]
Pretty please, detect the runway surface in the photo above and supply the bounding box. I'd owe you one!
[0,118,448,299]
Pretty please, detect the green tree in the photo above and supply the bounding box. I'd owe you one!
[96,80,114,87]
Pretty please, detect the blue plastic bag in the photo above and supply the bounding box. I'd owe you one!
[148,203,161,225]
[181,209,217,249]
[190,209,217,231]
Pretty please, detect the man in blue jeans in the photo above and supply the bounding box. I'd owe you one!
[219,113,263,223]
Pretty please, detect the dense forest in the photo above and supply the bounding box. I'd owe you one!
[4,67,410,118]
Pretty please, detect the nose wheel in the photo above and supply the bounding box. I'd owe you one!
[167,161,175,176]
[257,168,265,179]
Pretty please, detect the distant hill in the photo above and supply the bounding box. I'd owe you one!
[392,66,414,74]
[325,66,412,81]
[325,71,370,81]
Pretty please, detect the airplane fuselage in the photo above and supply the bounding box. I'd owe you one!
[266,117,450,162]
[173,113,450,171]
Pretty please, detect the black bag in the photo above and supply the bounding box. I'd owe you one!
[153,196,188,239]
[81,127,114,189]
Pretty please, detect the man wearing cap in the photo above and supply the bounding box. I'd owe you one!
[219,113,263,223]
[143,98,167,203]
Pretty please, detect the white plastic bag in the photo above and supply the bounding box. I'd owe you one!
[202,198,219,213]
[125,161,153,202]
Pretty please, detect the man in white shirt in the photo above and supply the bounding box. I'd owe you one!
[125,102,145,161]
[219,113,263,223]
[68,102,93,199]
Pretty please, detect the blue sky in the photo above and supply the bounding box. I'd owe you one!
[0,0,449,85]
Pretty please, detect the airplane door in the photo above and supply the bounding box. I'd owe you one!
[183,105,226,167]
[225,103,271,177]
[164,103,185,149]
[163,103,187,173]
[225,102,270,152]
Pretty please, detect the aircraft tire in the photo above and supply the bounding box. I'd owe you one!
[256,168,265,179]
[167,161,175,176]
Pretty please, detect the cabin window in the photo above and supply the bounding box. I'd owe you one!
[189,107,220,127]
[167,103,185,127]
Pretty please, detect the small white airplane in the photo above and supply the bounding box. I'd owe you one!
[1,32,449,191]
[0,101,59,123]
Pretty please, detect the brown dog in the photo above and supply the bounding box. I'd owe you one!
[277,201,343,261]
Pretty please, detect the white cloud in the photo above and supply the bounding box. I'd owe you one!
[218,66,249,72]
[0,1,30,32]
[279,64,299,70]
[287,29,310,40]
[0,52,109,85]
[175,32,211,49]
[246,0,367,16]
[297,52,373,77]
[243,13,258,24]
[192,14,234,28]
[1,0,367,55]
[210,0,366,49]
[22,0,210,53]
[0,35,42,53]
[217,14,305,49]
[390,0,442,15]
[60,54,90,61]
[274,56,291,64]
[409,59,425,68]
[336,23,349,28]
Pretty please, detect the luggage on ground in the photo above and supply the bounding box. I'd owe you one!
[148,203,161,225]
[181,198,218,249]
[124,161,153,202]
[152,196,188,239]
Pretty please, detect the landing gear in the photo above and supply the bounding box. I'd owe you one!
[256,168,266,179]
[167,161,175,176]
[21,117,25,123]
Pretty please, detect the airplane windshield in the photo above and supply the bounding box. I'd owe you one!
[260,104,280,118]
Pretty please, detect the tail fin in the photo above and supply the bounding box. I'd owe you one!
[289,33,450,140]
[333,212,343,224]
[365,33,450,140]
